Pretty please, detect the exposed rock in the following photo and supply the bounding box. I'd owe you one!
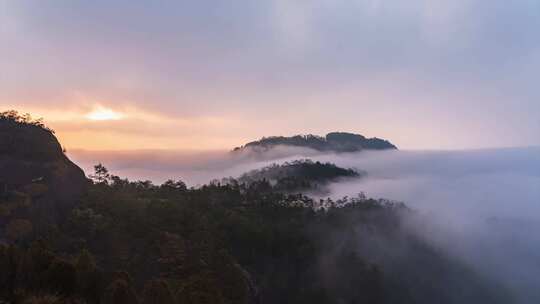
[0,119,87,205]
[0,118,88,241]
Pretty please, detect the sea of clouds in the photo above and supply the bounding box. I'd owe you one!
[70,146,540,302]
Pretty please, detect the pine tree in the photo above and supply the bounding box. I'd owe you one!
[76,249,102,303]
[45,259,77,296]
[102,279,139,304]
[141,279,176,304]
[89,164,110,184]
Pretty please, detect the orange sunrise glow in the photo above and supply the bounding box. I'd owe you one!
[85,107,125,121]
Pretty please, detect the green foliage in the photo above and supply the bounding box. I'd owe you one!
[75,250,96,274]
[89,164,110,184]
[68,208,108,239]
[102,279,139,304]
[0,163,515,304]
[75,250,102,303]
[141,279,176,304]
[46,259,78,296]
[234,132,397,152]
[238,159,360,193]
[0,243,74,302]
[161,179,188,192]
[21,294,62,304]
[6,219,34,242]
[0,110,54,133]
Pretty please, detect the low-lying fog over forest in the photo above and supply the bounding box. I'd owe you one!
[3,0,540,303]
[69,145,540,303]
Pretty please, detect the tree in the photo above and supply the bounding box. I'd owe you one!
[0,110,54,133]
[161,179,187,192]
[102,279,139,304]
[19,242,55,291]
[45,259,77,296]
[141,279,176,304]
[110,175,129,188]
[75,249,96,274]
[0,244,13,292]
[6,219,33,242]
[21,294,62,304]
[89,163,110,184]
[76,249,102,303]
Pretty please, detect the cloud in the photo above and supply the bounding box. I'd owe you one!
[69,146,540,301]
[68,145,322,185]
[315,148,540,302]
[2,0,539,149]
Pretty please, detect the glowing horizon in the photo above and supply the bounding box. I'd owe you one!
[85,107,124,121]
[1,1,539,151]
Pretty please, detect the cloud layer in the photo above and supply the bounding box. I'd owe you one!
[318,148,540,303]
[71,146,540,301]
[2,0,540,149]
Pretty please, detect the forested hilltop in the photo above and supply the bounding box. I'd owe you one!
[237,159,361,194]
[233,132,397,153]
[0,112,513,304]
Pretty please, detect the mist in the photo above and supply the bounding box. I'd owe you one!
[68,146,323,185]
[316,148,540,303]
[71,146,540,302]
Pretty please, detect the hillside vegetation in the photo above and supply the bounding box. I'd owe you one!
[0,113,513,304]
[233,132,397,153]
[237,159,360,193]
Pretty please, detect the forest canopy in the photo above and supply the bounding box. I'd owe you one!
[0,115,515,304]
[0,110,54,134]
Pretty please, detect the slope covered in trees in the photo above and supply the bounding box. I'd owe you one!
[0,113,514,303]
[237,159,361,193]
[0,170,512,303]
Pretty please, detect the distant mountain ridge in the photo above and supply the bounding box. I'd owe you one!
[234,132,397,153]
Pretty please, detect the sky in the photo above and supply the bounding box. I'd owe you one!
[1,0,540,150]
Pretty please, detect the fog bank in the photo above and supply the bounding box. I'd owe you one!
[316,147,540,303]
[68,146,322,185]
[70,146,540,302]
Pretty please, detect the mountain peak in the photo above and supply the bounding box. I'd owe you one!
[234,132,397,153]
[0,111,87,208]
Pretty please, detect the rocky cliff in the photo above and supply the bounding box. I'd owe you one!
[0,116,87,242]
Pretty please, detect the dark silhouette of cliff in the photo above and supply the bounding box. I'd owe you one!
[0,111,87,241]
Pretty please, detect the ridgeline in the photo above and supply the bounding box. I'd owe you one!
[233,132,397,153]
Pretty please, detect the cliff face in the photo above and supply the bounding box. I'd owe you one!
[0,120,87,209]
